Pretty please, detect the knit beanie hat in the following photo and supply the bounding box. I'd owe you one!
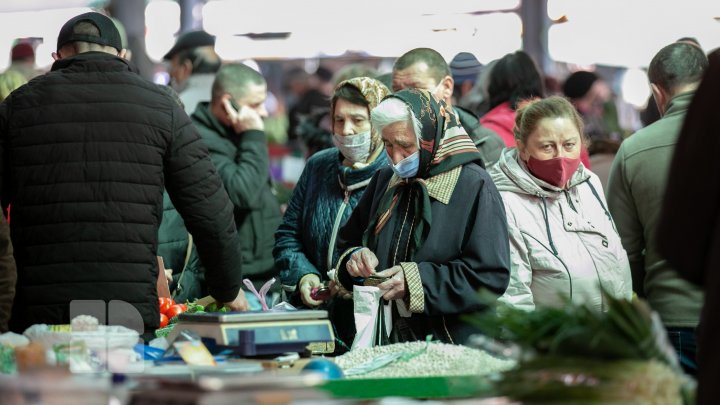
[449,52,482,84]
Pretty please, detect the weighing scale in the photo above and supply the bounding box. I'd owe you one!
[168,310,335,357]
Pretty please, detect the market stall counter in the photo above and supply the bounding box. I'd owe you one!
[0,290,697,404]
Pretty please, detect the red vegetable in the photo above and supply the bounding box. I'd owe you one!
[159,313,169,328]
[158,297,172,314]
[165,304,185,320]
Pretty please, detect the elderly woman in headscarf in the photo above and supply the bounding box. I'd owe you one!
[333,89,511,344]
[274,77,390,350]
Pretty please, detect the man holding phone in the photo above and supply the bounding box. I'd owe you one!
[190,63,282,308]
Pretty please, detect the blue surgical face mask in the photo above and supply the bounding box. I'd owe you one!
[387,150,420,178]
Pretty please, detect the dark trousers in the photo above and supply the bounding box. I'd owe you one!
[666,326,698,376]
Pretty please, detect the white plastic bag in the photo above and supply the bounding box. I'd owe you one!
[351,285,392,349]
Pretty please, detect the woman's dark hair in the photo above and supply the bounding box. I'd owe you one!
[488,51,545,110]
[298,109,333,159]
[331,83,369,110]
[587,139,621,155]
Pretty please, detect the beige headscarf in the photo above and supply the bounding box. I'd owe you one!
[330,76,391,164]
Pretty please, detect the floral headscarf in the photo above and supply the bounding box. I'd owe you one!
[331,77,391,161]
[363,89,482,261]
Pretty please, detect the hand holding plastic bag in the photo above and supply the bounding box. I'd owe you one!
[351,285,391,350]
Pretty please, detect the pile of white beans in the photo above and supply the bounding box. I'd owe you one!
[334,342,517,379]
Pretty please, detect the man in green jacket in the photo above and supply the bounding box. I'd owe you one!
[607,42,708,374]
[191,63,282,305]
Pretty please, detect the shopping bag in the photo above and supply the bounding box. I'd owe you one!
[351,285,392,349]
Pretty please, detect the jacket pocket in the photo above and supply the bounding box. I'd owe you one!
[521,231,573,303]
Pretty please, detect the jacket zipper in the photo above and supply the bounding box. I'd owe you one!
[564,190,578,212]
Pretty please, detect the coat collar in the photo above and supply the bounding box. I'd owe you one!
[191,101,236,138]
[664,91,695,119]
[337,148,389,189]
[387,165,462,205]
[51,51,137,73]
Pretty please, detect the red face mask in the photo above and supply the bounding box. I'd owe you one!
[526,156,581,188]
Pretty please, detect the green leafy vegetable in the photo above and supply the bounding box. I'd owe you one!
[466,289,679,368]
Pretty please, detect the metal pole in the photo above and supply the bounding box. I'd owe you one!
[109,0,155,80]
[179,0,205,33]
[520,0,550,73]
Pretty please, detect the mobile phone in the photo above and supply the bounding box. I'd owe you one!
[363,275,389,287]
[310,286,331,301]
[223,97,240,118]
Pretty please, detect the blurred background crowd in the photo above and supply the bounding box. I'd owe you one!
[0,0,716,193]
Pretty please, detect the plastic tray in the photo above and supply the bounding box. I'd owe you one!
[320,375,498,399]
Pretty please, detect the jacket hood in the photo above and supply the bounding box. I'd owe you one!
[481,102,515,134]
[191,101,233,136]
[489,147,591,197]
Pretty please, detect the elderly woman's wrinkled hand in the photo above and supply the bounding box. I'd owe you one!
[376,266,406,300]
[346,248,379,278]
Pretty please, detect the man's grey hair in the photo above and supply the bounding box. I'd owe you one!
[371,98,422,145]
[648,42,708,93]
[211,63,265,101]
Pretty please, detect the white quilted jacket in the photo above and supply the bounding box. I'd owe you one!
[489,148,632,312]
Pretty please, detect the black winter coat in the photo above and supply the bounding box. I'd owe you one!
[456,106,504,167]
[0,52,243,332]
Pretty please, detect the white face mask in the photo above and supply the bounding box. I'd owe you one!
[332,130,372,163]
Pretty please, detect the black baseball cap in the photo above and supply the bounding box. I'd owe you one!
[163,31,215,60]
[56,12,123,52]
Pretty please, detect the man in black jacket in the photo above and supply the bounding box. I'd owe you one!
[0,216,16,332]
[0,12,247,333]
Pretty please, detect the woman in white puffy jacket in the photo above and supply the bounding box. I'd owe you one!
[488,96,631,312]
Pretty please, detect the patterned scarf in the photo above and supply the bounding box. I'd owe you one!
[363,89,481,263]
